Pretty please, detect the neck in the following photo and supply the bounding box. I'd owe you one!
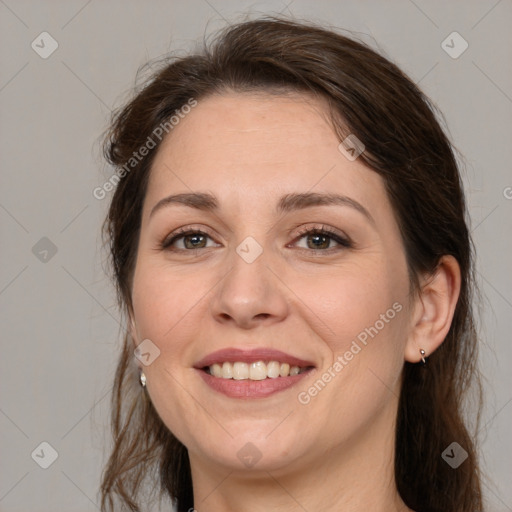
[188,401,412,512]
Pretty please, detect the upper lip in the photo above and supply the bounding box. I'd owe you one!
[194,348,316,369]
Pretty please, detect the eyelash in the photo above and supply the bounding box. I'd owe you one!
[160,225,352,254]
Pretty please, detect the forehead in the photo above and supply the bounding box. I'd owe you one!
[144,92,389,220]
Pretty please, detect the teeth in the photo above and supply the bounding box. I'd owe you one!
[233,362,249,380]
[211,363,223,378]
[222,362,233,379]
[207,361,306,380]
[267,361,280,378]
[249,361,267,380]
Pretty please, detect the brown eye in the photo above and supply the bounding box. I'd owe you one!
[306,233,331,250]
[181,233,208,249]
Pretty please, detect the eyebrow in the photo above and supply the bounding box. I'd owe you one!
[149,191,375,225]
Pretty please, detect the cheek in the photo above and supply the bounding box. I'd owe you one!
[296,274,407,424]
[293,257,409,414]
[132,259,203,335]
[130,262,196,375]
[294,257,407,355]
[130,264,211,442]
[285,268,408,452]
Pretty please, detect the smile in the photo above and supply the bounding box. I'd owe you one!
[194,348,315,398]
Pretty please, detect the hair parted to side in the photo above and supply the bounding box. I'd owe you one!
[100,16,483,512]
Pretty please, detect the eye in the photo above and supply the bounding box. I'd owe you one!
[291,225,352,251]
[161,228,219,251]
[160,225,352,253]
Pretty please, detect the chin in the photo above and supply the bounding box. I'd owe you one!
[198,437,306,473]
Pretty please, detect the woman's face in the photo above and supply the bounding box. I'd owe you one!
[130,92,413,474]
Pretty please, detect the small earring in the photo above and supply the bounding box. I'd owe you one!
[419,348,427,365]
[139,370,146,388]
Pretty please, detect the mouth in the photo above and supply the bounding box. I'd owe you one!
[203,360,312,380]
[194,348,315,398]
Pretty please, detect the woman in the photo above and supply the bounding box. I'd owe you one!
[100,17,483,512]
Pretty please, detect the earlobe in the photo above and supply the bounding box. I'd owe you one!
[405,255,461,363]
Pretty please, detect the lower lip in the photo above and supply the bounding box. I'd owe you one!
[197,369,313,398]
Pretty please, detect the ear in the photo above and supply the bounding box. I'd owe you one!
[404,255,461,363]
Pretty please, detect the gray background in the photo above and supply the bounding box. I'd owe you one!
[0,1,511,511]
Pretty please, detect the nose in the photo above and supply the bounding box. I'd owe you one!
[209,249,289,330]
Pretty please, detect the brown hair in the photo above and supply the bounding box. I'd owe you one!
[100,16,483,512]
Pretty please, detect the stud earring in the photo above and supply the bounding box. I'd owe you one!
[419,348,427,365]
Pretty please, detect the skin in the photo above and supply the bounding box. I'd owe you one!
[129,92,461,511]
